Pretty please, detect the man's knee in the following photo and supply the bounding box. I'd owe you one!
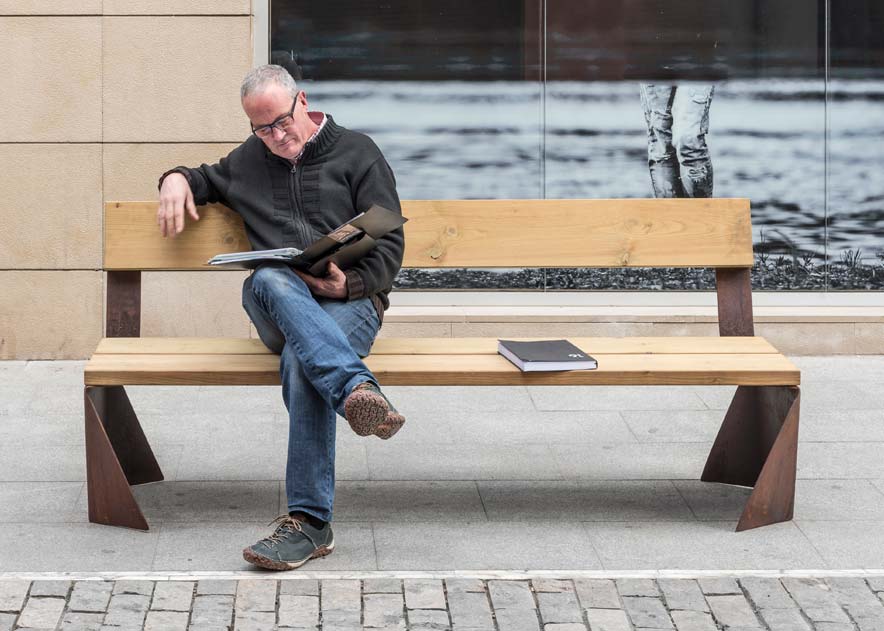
[250,264,308,299]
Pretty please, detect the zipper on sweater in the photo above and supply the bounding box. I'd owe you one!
[288,164,311,246]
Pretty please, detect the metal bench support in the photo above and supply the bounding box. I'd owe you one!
[84,385,162,530]
[702,385,800,531]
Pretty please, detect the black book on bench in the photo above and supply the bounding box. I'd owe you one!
[497,339,598,372]
[207,204,407,276]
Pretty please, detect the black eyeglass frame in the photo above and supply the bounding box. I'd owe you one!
[250,95,298,137]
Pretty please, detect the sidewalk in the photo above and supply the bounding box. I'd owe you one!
[1,357,884,573]
[2,575,884,630]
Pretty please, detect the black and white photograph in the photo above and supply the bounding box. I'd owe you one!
[271,0,884,290]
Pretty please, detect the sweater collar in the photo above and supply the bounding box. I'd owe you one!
[300,112,342,161]
[263,113,343,166]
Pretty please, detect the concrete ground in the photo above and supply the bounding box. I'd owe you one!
[1,356,884,573]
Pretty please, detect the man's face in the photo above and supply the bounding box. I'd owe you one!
[242,84,315,160]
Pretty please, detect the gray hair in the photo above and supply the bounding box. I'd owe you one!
[240,64,298,100]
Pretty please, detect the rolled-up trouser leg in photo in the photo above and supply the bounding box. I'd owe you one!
[639,84,685,198]
[673,84,715,198]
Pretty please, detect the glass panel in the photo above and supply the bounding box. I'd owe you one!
[544,0,827,290]
[271,0,544,289]
[827,0,884,289]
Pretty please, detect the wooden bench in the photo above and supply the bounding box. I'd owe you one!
[85,198,801,532]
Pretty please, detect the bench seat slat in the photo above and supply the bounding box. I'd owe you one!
[94,336,781,356]
[85,351,799,387]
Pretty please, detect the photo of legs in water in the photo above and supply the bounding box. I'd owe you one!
[639,84,715,199]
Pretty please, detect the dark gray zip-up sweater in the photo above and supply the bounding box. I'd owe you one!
[162,115,404,324]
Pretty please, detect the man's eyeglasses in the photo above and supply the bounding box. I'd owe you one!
[251,96,297,138]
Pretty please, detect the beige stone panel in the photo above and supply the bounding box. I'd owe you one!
[103,143,240,201]
[755,322,854,355]
[103,16,251,142]
[0,271,102,359]
[452,322,657,337]
[855,324,884,354]
[0,17,101,142]
[141,270,251,337]
[0,144,101,269]
[0,1,100,13]
[104,0,249,14]
[376,322,453,338]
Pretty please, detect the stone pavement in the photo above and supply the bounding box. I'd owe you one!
[1,356,884,571]
[1,575,884,630]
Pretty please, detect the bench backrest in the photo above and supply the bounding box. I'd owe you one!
[103,199,755,338]
[105,199,752,270]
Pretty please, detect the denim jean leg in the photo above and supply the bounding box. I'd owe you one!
[247,264,378,414]
[242,274,285,354]
[639,84,684,198]
[279,296,380,520]
[673,84,714,198]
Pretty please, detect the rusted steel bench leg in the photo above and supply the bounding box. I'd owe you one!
[84,385,163,530]
[701,385,800,531]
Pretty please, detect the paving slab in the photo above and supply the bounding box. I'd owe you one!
[551,443,712,480]
[797,443,884,479]
[386,385,536,412]
[574,579,620,609]
[28,581,72,598]
[150,581,194,611]
[585,607,632,631]
[676,479,884,521]
[332,481,486,522]
[277,593,319,627]
[528,385,707,411]
[0,581,29,611]
[177,438,367,481]
[657,579,708,612]
[797,521,884,568]
[358,408,634,446]
[584,521,826,570]
[366,443,563,480]
[404,579,446,610]
[0,524,159,572]
[478,480,693,521]
[620,410,723,443]
[374,522,602,570]
[489,580,535,610]
[17,596,66,629]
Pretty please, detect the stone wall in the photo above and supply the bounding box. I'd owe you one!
[0,1,253,358]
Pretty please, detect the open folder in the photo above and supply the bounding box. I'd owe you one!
[207,204,407,276]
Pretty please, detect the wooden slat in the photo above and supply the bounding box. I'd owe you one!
[104,199,753,270]
[95,336,781,356]
[402,199,753,268]
[105,202,251,270]
[84,352,800,387]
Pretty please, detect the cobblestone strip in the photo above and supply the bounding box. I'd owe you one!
[3,576,884,630]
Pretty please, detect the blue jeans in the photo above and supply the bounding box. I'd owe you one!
[639,84,715,198]
[241,263,381,522]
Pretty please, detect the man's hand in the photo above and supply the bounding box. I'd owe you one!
[157,172,199,238]
[294,261,348,299]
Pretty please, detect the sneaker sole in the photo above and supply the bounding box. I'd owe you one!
[344,390,390,436]
[242,540,335,571]
[374,413,405,440]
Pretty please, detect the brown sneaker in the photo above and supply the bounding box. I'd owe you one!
[344,381,405,439]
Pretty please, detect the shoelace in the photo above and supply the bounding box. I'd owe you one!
[260,514,303,546]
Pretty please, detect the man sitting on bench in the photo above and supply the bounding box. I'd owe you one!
[156,64,406,571]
